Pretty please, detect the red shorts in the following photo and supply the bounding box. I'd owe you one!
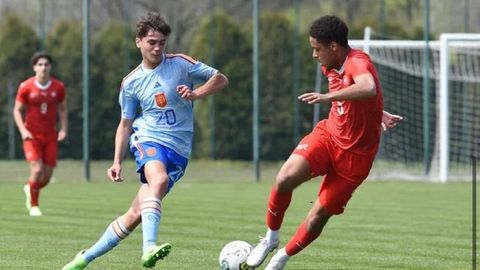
[293,124,375,215]
[23,132,58,167]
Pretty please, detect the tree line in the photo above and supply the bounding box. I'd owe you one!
[0,10,422,161]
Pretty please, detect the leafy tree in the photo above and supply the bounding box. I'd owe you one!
[255,12,297,160]
[0,13,40,158]
[90,22,140,159]
[190,11,322,161]
[298,31,329,134]
[190,11,252,159]
[45,20,83,159]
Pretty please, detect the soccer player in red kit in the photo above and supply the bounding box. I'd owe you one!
[247,15,402,270]
[13,52,68,217]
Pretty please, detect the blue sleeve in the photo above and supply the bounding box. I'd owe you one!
[188,61,218,84]
[119,82,138,119]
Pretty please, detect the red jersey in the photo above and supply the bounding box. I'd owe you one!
[320,49,383,155]
[16,77,66,133]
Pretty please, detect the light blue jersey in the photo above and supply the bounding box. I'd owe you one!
[119,53,218,158]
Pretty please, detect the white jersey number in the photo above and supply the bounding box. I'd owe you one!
[336,101,345,115]
[40,102,48,114]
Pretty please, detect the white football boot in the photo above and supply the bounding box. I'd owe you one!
[29,206,42,216]
[264,248,290,270]
[246,237,279,267]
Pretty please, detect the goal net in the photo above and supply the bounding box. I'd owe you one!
[349,33,480,181]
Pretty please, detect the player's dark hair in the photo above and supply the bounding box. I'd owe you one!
[309,15,349,47]
[136,12,171,38]
[31,51,53,66]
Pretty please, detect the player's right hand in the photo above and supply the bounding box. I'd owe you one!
[107,163,124,182]
[298,92,331,104]
[20,129,33,140]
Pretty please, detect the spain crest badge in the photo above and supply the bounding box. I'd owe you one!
[155,92,167,107]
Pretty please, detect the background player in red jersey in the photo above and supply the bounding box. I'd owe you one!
[246,15,402,270]
[13,52,68,217]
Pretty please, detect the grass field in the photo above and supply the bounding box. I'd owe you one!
[0,160,476,269]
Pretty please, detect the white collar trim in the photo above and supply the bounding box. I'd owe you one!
[35,80,52,90]
[332,56,348,74]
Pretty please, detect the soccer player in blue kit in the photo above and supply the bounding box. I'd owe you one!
[62,12,228,269]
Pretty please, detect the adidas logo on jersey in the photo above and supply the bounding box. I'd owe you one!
[154,81,162,89]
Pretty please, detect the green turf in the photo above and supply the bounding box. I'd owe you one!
[0,160,476,269]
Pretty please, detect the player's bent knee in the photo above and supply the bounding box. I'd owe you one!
[148,176,169,190]
[31,172,43,181]
[306,207,331,229]
[275,173,299,192]
[149,175,169,185]
[39,179,50,188]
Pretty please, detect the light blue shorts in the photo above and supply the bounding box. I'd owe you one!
[130,141,188,194]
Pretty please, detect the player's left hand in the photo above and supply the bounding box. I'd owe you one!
[57,129,67,141]
[177,84,198,101]
[381,111,403,131]
[298,92,331,104]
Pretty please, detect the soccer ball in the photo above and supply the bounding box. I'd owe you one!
[218,240,254,270]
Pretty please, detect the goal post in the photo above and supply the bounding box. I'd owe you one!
[347,32,480,182]
[439,33,480,182]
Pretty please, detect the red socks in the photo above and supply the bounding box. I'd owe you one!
[266,187,292,230]
[29,180,46,207]
[266,187,323,256]
[285,222,320,256]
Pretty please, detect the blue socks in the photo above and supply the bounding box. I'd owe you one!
[83,218,131,262]
[80,197,162,262]
[141,197,162,253]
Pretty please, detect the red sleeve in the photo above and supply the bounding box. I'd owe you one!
[16,82,29,103]
[57,82,66,102]
[348,57,372,78]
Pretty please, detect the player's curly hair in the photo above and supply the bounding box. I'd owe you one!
[309,15,349,47]
[31,52,53,66]
[136,12,171,38]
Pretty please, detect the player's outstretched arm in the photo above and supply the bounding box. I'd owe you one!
[327,73,377,102]
[107,118,133,182]
[298,73,376,104]
[381,110,403,131]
